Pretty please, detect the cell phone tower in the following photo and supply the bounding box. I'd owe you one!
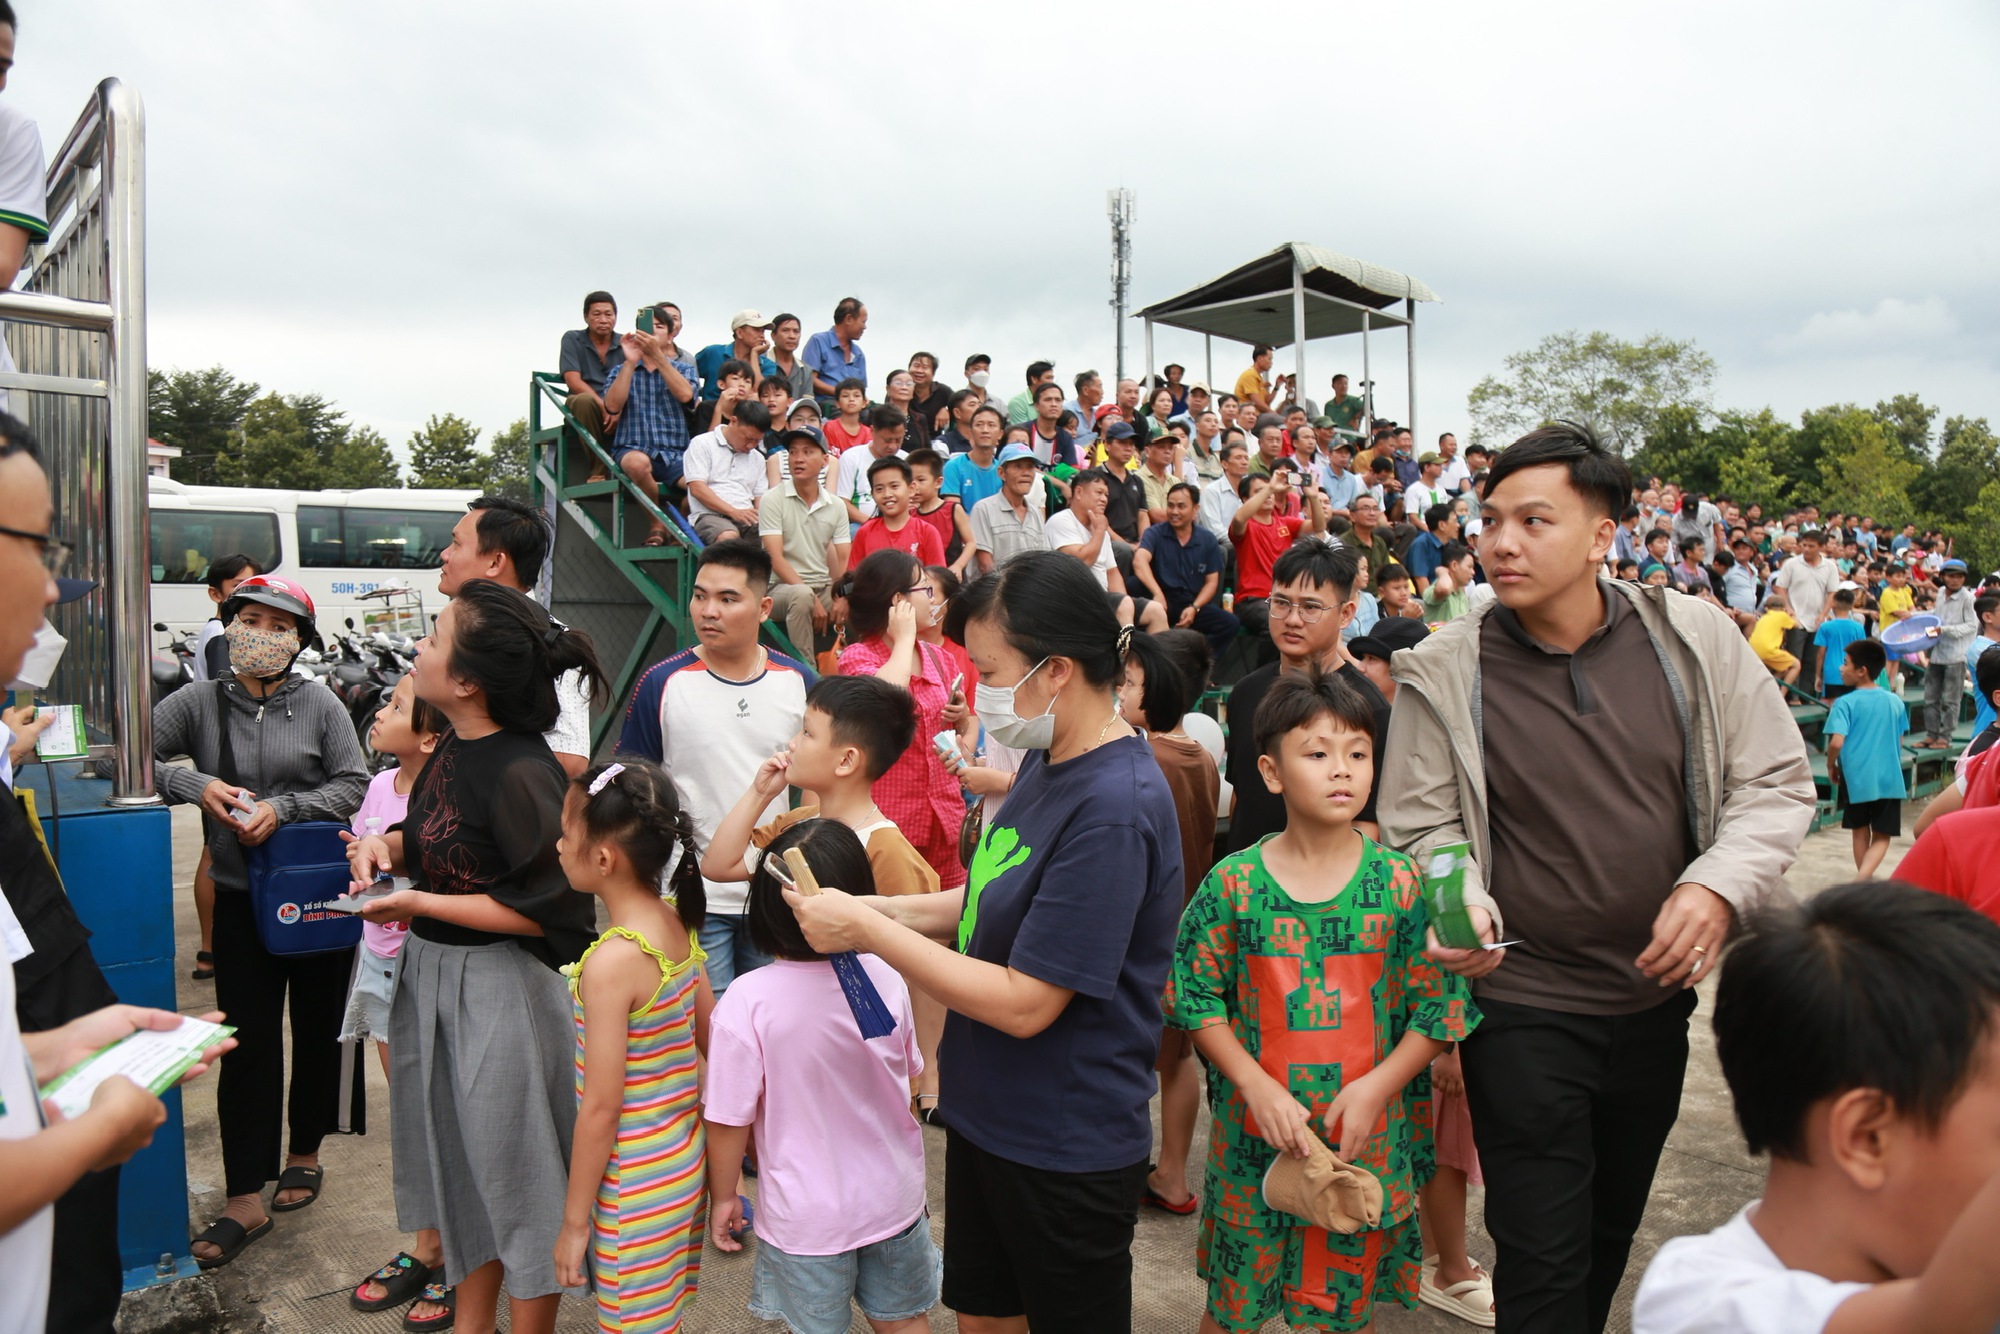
[1108,188,1134,383]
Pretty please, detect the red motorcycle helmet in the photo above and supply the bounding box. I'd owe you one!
[219,574,323,652]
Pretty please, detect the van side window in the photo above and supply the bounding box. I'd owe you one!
[149,508,282,583]
[297,505,345,569]
[337,507,459,568]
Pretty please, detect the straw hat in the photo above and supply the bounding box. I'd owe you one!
[1262,1137,1384,1235]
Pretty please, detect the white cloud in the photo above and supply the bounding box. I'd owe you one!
[1772,297,1961,354]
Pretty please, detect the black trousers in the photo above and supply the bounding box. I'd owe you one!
[1459,989,1697,1334]
[1163,596,1242,658]
[211,892,354,1198]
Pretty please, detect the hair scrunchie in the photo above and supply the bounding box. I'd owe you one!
[1116,624,1136,657]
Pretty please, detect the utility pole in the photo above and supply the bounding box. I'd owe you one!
[1108,187,1134,384]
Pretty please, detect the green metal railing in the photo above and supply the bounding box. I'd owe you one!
[527,373,806,752]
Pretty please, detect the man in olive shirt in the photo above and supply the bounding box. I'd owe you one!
[758,429,849,658]
[1380,423,1814,1334]
[1347,492,1395,593]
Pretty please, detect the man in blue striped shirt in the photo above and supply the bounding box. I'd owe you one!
[605,301,697,544]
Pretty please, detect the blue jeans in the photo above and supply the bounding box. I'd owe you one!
[697,912,771,995]
[750,1212,940,1334]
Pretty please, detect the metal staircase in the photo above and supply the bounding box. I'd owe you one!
[527,372,805,753]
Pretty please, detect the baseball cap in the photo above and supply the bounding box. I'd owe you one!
[1310,416,1335,430]
[729,308,771,331]
[779,427,826,450]
[1187,381,1211,395]
[1103,421,1138,442]
[1348,616,1431,664]
[1094,404,1125,424]
[1418,451,1443,466]
[54,577,96,604]
[995,443,1040,467]
[786,398,822,420]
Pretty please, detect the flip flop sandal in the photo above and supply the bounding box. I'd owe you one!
[191,951,215,981]
[192,1215,273,1270]
[270,1164,324,1212]
[729,1195,755,1241]
[402,1282,455,1331]
[1139,1166,1199,1216]
[352,1252,438,1311]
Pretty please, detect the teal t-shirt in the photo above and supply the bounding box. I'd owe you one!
[1814,618,1869,692]
[1827,687,1909,804]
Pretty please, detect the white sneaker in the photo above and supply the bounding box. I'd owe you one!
[1419,1263,1495,1328]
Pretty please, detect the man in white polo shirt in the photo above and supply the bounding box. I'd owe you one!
[683,401,773,544]
[617,538,813,992]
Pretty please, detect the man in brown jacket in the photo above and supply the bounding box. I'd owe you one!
[1379,422,1814,1334]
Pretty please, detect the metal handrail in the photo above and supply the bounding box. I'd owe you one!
[12,79,150,801]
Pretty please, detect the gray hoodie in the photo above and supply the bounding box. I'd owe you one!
[152,675,370,891]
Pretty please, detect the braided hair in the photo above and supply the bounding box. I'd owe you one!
[571,759,705,930]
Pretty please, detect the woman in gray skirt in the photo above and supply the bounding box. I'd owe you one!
[348,578,605,1334]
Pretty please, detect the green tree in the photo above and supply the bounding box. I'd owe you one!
[1814,408,1923,528]
[1872,393,1937,462]
[324,425,401,488]
[1466,330,1716,454]
[1909,414,2000,526]
[147,365,261,485]
[1629,405,1723,496]
[1946,478,2000,575]
[481,417,532,500]
[214,393,324,489]
[1709,408,1804,509]
[407,413,485,488]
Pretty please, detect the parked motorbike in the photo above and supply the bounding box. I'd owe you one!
[151,622,197,704]
[323,618,416,772]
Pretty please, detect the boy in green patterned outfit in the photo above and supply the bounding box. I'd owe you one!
[1168,665,1478,1332]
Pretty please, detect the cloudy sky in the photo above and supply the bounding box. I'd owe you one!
[15,1,1997,459]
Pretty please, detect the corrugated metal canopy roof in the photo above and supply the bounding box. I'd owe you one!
[1136,242,1440,345]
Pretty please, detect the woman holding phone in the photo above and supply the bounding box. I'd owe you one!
[790,551,1184,1333]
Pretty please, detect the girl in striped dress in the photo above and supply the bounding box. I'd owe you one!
[555,760,715,1332]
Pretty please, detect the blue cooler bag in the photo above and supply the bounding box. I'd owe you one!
[244,822,363,957]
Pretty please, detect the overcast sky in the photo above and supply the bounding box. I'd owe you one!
[15,1,1998,460]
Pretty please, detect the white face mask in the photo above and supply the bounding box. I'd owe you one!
[8,619,66,693]
[969,370,991,389]
[974,657,1057,750]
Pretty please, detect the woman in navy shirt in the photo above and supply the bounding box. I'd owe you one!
[787,551,1184,1334]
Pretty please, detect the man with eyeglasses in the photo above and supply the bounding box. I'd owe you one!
[1220,539,1391,856]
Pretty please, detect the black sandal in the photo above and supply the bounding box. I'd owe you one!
[191,950,215,981]
[192,1215,272,1270]
[403,1282,456,1331]
[270,1164,324,1212]
[351,1252,437,1311]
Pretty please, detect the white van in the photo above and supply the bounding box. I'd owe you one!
[148,477,483,636]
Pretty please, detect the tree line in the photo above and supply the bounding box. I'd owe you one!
[1468,331,2000,570]
[147,366,530,498]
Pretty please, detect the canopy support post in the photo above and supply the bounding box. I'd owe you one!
[1143,318,1155,395]
[1291,257,1306,414]
[1406,298,1417,440]
[1204,333,1212,390]
[1361,309,1372,433]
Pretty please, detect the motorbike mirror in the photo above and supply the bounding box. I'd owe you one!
[153,621,167,631]
[345,617,356,629]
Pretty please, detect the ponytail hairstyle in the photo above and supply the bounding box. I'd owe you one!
[744,818,872,963]
[572,760,705,930]
[448,579,609,734]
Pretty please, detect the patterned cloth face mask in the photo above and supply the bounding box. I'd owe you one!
[225,621,300,678]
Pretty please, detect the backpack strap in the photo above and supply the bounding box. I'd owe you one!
[211,680,239,790]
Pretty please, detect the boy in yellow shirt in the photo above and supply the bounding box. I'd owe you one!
[1749,594,1802,686]
[1875,564,1916,690]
